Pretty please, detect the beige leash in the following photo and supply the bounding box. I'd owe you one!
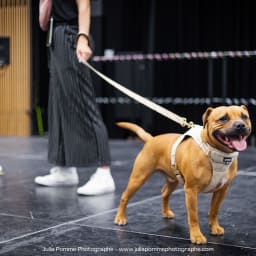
[80,60,194,129]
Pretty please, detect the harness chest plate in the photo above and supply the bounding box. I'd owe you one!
[170,125,238,193]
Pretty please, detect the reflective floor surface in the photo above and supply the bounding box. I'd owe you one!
[0,137,255,255]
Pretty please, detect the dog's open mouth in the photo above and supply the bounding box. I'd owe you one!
[214,131,248,151]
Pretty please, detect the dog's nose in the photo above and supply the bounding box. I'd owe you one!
[233,121,246,130]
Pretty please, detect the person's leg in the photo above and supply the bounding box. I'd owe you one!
[57,25,115,195]
[35,27,79,186]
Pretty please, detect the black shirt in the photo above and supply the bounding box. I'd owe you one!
[52,0,78,24]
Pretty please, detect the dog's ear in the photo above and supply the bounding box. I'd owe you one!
[241,105,248,112]
[202,107,213,127]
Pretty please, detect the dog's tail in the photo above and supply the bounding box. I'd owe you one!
[117,122,153,142]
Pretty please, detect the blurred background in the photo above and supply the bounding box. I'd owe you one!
[0,0,256,142]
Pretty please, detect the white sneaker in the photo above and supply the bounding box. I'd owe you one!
[77,167,115,196]
[34,166,79,186]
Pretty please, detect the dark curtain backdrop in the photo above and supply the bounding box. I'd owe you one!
[32,0,256,139]
[99,0,256,138]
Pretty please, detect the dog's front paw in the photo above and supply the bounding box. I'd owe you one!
[114,215,127,226]
[162,210,175,219]
[190,232,207,244]
[211,225,224,236]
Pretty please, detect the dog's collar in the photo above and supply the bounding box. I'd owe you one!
[171,125,238,192]
[171,125,238,166]
[186,125,238,164]
[205,143,238,167]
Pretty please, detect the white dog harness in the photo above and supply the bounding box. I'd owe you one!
[171,125,238,193]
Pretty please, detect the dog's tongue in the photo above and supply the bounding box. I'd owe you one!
[230,138,247,151]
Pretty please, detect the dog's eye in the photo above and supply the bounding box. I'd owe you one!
[218,115,229,122]
[241,113,249,121]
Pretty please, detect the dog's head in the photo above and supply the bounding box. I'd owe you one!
[202,105,251,153]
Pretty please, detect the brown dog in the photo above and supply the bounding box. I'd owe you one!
[114,105,251,244]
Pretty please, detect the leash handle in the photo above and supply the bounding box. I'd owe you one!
[80,60,195,129]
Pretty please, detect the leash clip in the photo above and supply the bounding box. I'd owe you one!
[181,118,194,129]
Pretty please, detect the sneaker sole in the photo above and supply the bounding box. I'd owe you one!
[34,178,79,187]
[77,187,115,196]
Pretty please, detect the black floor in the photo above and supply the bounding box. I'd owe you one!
[0,137,255,255]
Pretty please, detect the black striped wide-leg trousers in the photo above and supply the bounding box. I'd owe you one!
[47,25,111,167]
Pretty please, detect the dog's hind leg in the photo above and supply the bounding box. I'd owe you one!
[161,179,179,219]
[114,155,154,226]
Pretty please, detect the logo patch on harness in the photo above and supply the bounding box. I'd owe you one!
[223,157,232,165]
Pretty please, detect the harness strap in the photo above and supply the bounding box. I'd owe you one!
[171,125,207,169]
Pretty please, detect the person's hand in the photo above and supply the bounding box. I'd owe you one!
[76,35,92,62]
